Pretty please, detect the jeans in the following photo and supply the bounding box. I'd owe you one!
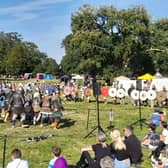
[115,158,130,168]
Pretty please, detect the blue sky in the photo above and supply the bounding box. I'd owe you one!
[0,0,167,64]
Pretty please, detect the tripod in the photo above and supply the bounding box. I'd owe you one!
[84,94,105,138]
[130,91,147,129]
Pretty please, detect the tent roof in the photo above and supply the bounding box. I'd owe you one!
[138,73,155,80]
[72,75,84,80]
[114,76,130,81]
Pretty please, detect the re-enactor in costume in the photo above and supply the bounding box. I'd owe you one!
[51,91,64,129]
[8,88,25,128]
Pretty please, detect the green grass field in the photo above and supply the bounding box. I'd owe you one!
[0,97,162,168]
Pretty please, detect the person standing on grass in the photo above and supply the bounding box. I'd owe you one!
[39,91,52,126]
[51,90,64,129]
[8,88,25,128]
[6,148,29,168]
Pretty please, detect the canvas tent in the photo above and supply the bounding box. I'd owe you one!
[113,76,136,96]
[36,73,44,79]
[44,74,53,80]
[114,76,130,81]
[72,74,84,80]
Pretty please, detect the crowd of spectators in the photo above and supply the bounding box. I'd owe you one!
[77,125,142,168]
[5,121,168,168]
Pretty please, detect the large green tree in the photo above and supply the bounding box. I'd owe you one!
[5,43,26,75]
[148,19,168,75]
[61,5,154,79]
[0,32,22,74]
[0,32,59,76]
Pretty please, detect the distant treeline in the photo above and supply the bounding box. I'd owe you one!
[0,32,59,76]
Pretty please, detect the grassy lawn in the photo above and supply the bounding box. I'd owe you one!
[0,97,161,168]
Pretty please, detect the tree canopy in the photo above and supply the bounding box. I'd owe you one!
[61,4,168,79]
[0,32,59,76]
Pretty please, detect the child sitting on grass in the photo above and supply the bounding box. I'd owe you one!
[48,146,68,168]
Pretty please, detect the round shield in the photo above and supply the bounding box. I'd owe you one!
[84,88,91,97]
[34,92,40,98]
[116,89,125,98]
[108,88,117,97]
[63,86,71,96]
[147,90,156,100]
[71,86,77,96]
[101,87,109,97]
[130,89,139,100]
[156,91,167,102]
[140,90,148,101]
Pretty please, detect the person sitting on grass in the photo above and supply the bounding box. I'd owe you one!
[48,146,59,168]
[6,148,29,168]
[151,121,168,165]
[77,131,112,168]
[155,151,168,168]
[160,121,168,145]
[141,123,160,149]
[110,129,130,168]
[53,147,69,168]
[48,146,68,168]
[150,108,164,127]
[123,125,142,167]
[53,157,69,168]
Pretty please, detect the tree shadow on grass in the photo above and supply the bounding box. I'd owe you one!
[59,118,76,128]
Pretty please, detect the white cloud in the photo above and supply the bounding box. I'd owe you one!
[0,0,71,20]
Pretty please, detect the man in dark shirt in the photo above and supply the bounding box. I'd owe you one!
[123,125,142,166]
[77,131,112,168]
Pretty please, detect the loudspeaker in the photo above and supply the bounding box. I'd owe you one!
[136,80,142,90]
[93,82,101,97]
